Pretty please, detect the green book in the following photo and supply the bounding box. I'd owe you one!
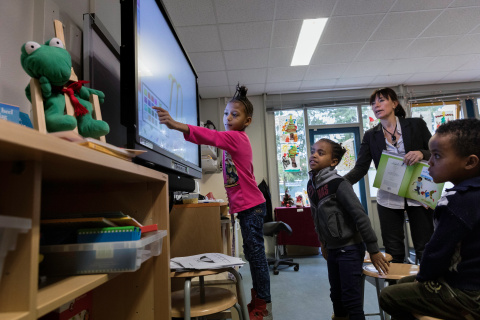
[373,151,445,209]
[77,226,141,243]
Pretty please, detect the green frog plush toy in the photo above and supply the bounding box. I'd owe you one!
[20,37,109,138]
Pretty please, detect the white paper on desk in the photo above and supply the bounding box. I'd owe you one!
[171,253,245,270]
[380,156,406,194]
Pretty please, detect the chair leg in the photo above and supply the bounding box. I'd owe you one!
[375,278,385,320]
[230,267,249,320]
[233,302,244,320]
[184,277,192,320]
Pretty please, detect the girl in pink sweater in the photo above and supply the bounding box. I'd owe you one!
[154,85,272,320]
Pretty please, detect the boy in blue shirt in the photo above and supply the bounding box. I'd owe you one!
[379,119,480,320]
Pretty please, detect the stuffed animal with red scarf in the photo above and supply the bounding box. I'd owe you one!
[20,38,109,138]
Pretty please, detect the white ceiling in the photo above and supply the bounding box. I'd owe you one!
[161,0,480,99]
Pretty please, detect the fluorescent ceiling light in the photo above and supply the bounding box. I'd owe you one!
[290,18,328,66]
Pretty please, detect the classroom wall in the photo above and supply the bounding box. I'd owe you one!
[197,95,269,204]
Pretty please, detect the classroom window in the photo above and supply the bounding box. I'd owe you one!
[274,110,309,205]
[410,101,461,135]
[307,106,358,125]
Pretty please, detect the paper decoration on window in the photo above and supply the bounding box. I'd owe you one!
[365,109,379,130]
[336,138,355,171]
[281,144,300,172]
[434,110,455,129]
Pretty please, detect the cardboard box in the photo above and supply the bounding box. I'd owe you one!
[0,102,20,123]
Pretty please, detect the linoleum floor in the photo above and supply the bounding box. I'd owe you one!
[238,253,383,320]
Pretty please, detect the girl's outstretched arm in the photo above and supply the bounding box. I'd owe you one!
[153,106,190,134]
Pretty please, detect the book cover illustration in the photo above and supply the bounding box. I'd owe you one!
[373,151,444,209]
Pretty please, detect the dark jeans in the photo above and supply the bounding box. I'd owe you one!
[238,202,271,302]
[328,242,366,320]
[377,203,434,263]
[380,275,480,320]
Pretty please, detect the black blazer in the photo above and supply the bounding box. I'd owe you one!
[344,117,432,184]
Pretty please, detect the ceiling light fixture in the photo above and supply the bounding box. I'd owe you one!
[290,18,328,66]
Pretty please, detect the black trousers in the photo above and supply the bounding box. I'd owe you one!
[377,202,434,263]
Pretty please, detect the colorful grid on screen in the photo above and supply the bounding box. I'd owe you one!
[142,84,167,129]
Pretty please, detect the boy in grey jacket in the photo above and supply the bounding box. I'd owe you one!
[307,138,389,320]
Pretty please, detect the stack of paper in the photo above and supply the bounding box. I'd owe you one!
[170,253,245,271]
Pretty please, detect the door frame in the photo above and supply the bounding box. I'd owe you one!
[309,126,368,213]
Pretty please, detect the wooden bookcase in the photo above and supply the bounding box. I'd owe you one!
[0,120,171,320]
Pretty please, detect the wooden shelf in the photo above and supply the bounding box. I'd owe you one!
[0,120,171,319]
[0,312,30,320]
[37,274,117,317]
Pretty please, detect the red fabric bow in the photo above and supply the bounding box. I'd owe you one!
[61,80,89,117]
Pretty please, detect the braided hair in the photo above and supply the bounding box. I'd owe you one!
[369,87,406,118]
[230,84,253,117]
[319,138,347,168]
[435,119,480,158]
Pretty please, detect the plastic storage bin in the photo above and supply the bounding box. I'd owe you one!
[0,215,32,284]
[40,230,167,275]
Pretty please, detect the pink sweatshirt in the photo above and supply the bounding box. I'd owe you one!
[184,125,265,214]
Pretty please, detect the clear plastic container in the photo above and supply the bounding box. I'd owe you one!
[0,215,32,284]
[40,230,167,275]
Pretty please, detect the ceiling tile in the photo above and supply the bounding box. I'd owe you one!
[369,74,414,87]
[304,64,349,80]
[458,54,480,69]
[438,70,479,82]
[300,79,337,91]
[197,71,228,87]
[391,0,452,12]
[189,52,225,72]
[266,81,302,93]
[388,57,435,74]
[406,71,451,85]
[321,14,384,44]
[274,0,336,20]
[199,86,231,99]
[214,0,275,23]
[176,25,222,52]
[421,7,480,37]
[398,36,460,59]
[356,39,412,61]
[224,48,269,69]
[161,0,216,26]
[219,22,272,50]
[371,11,442,40]
[343,60,393,77]
[267,66,308,82]
[227,69,267,85]
[427,55,475,72]
[335,76,375,88]
[440,33,480,55]
[268,47,296,68]
[271,20,303,48]
[311,43,365,64]
[449,0,480,8]
[470,24,480,34]
[161,0,480,98]
[333,0,396,16]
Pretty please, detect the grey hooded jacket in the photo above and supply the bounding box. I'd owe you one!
[307,167,380,254]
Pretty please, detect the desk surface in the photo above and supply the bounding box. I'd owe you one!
[275,207,321,247]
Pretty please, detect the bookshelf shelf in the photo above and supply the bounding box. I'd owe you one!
[0,120,171,319]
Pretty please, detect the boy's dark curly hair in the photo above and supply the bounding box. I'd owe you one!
[435,118,480,158]
[230,84,253,117]
[319,138,347,167]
